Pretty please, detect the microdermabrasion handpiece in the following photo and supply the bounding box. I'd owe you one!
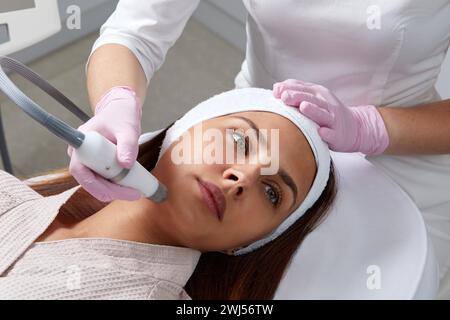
[0,56,168,203]
[74,130,168,202]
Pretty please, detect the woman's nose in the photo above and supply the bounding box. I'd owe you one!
[223,166,260,196]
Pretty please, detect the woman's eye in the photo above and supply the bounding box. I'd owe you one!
[230,128,281,208]
[264,183,281,208]
[231,130,249,156]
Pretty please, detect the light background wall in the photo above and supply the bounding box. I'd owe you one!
[10,0,450,99]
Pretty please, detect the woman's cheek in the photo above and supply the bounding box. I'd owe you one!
[236,203,271,234]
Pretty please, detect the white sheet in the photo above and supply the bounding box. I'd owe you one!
[274,151,439,299]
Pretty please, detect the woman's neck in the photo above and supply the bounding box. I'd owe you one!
[64,198,182,247]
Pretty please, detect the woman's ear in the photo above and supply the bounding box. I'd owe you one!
[220,246,246,256]
[220,249,235,256]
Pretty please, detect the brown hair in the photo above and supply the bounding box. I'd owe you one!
[26,125,337,300]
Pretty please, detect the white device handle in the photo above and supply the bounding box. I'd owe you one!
[74,131,160,198]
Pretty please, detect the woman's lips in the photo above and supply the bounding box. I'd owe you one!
[197,178,226,221]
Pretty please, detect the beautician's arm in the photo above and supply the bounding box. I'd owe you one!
[86,44,147,111]
[86,0,200,111]
[378,99,450,155]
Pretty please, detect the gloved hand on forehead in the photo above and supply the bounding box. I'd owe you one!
[67,86,143,202]
[273,79,390,156]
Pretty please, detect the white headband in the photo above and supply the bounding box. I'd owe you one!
[139,88,331,255]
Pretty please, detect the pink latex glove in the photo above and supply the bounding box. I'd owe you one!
[67,86,143,202]
[273,79,389,155]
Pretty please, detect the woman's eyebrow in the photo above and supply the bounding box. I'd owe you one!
[232,115,266,145]
[232,115,298,209]
[279,168,298,211]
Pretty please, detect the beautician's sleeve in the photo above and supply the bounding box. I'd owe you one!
[87,0,201,84]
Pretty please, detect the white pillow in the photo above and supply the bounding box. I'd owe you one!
[274,152,439,299]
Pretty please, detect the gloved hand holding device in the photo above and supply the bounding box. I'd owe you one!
[67,86,143,202]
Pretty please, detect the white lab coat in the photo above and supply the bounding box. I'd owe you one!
[89,0,450,296]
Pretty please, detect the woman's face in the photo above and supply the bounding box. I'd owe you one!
[151,111,317,252]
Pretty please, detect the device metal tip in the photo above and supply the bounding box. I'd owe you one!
[147,182,168,203]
